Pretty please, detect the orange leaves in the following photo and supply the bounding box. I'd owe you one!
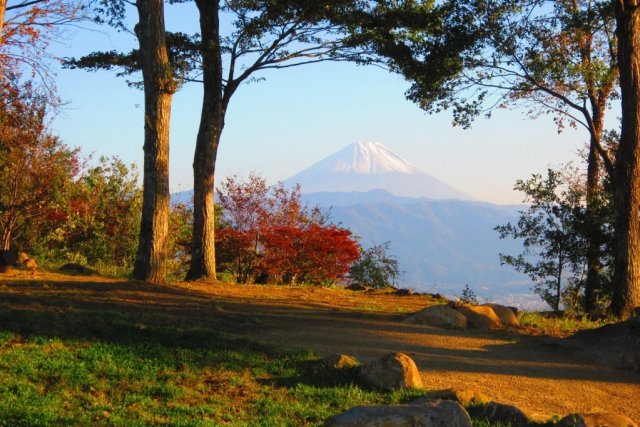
[1,0,86,90]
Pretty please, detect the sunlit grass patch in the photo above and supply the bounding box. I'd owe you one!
[518,311,611,337]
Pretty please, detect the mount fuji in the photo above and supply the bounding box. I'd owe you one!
[283,142,537,308]
[284,142,473,200]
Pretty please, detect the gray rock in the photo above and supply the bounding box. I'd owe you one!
[568,318,640,370]
[481,401,531,426]
[359,352,423,391]
[324,399,472,427]
[404,305,468,329]
[414,388,490,407]
[557,412,638,427]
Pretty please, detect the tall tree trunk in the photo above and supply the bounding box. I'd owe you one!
[612,0,640,319]
[0,226,11,250]
[0,212,16,250]
[132,0,175,284]
[186,0,224,281]
[584,112,605,315]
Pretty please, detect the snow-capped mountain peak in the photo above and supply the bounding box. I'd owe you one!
[333,142,420,174]
[285,142,473,200]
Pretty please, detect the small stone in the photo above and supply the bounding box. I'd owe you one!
[358,352,423,391]
[321,354,359,369]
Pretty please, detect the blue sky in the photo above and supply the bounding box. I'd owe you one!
[48,4,595,205]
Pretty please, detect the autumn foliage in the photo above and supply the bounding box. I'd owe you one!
[0,0,86,94]
[0,78,79,250]
[216,174,359,284]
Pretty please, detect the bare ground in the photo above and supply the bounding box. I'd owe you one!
[0,271,638,423]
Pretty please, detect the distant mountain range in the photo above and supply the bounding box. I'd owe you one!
[303,190,531,300]
[172,142,543,309]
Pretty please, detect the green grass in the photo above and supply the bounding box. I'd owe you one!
[518,311,611,336]
[0,306,419,426]
[0,291,542,426]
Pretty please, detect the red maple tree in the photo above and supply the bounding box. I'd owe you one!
[215,174,359,284]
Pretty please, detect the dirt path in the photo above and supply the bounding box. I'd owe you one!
[194,283,640,423]
[0,274,637,422]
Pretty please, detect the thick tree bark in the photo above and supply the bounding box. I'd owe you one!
[1,208,17,250]
[0,227,11,250]
[584,140,602,314]
[186,0,224,281]
[132,0,174,284]
[584,107,605,314]
[612,0,640,319]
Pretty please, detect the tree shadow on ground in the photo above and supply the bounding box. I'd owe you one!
[1,276,639,388]
[0,278,281,372]
[219,300,640,386]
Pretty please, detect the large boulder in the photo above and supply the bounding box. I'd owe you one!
[454,305,502,330]
[557,412,638,427]
[404,305,468,329]
[358,352,423,391]
[567,318,640,370]
[481,303,520,327]
[324,399,472,427]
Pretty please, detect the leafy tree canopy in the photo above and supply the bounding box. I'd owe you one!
[496,167,591,311]
[348,241,400,289]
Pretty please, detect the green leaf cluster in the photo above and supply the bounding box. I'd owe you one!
[496,165,614,313]
[348,241,400,289]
